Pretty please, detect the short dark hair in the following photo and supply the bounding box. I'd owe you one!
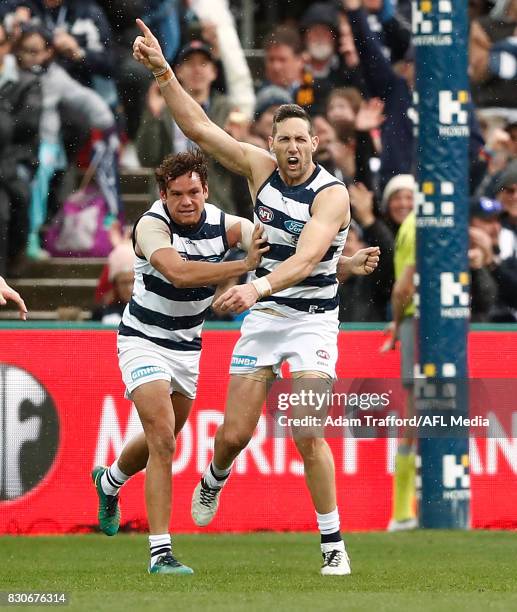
[155,149,208,192]
[263,26,303,55]
[272,104,313,136]
[16,21,53,50]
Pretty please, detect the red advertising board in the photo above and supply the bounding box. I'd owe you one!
[0,329,516,534]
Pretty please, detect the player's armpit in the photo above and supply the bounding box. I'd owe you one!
[190,122,257,180]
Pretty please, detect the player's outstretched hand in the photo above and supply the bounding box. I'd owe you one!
[380,321,398,353]
[245,223,270,271]
[133,18,168,73]
[213,283,258,315]
[0,276,27,320]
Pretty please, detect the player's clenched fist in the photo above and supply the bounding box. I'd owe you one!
[133,18,168,74]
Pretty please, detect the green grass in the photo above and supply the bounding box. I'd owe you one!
[1,532,516,611]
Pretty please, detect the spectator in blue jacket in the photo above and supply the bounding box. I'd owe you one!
[342,0,485,191]
[359,0,411,63]
[342,0,413,188]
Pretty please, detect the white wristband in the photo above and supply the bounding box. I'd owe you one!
[152,63,170,77]
[154,64,175,88]
[251,277,272,299]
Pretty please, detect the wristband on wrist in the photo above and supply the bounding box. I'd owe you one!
[154,65,174,87]
[152,63,169,77]
[251,277,272,299]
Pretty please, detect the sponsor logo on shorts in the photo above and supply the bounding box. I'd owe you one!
[284,220,304,235]
[316,350,330,360]
[231,355,258,367]
[131,365,167,381]
[257,206,274,223]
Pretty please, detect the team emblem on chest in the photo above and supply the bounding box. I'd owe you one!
[257,205,274,223]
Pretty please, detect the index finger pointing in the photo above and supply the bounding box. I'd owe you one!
[136,18,153,39]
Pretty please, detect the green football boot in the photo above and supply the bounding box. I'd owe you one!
[148,552,194,575]
[91,466,121,536]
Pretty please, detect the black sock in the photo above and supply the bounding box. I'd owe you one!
[321,529,342,544]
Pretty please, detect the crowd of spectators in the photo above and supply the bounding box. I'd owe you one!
[0,0,516,323]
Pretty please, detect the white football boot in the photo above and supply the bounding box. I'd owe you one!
[191,478,222,526]
[320,542,352,576]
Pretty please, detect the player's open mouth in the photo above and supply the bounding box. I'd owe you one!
[287,157,299,169]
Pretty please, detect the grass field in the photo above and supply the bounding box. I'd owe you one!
[1,532,516,611]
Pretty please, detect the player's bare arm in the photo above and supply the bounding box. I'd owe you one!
[214,185,350,313]
[0,275,27,320]
[135,217,267,288]
[151,225,266,288]
[133,19,274,193]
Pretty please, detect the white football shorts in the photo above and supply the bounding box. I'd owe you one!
[229,308,339,378]
[117,334,200,399]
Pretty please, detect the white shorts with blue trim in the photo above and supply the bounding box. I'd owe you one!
[117,334,200,399]
[229,308,339,378]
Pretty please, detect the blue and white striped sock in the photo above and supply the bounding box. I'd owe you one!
[100,460,130,496]
[149,534,171,567]
[316,508,343,545]
[203,461,231,489]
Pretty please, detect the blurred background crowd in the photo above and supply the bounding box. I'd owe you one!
[0,0,516,324]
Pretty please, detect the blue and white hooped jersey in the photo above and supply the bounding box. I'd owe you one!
[119,200,229,352]
[253,164,349,315]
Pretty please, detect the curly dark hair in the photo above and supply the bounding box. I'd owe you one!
[155,149,208,192]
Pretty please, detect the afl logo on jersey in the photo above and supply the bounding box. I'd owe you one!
[258,205,274,223]
[316,349,330,360]
[284,220,304,235]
